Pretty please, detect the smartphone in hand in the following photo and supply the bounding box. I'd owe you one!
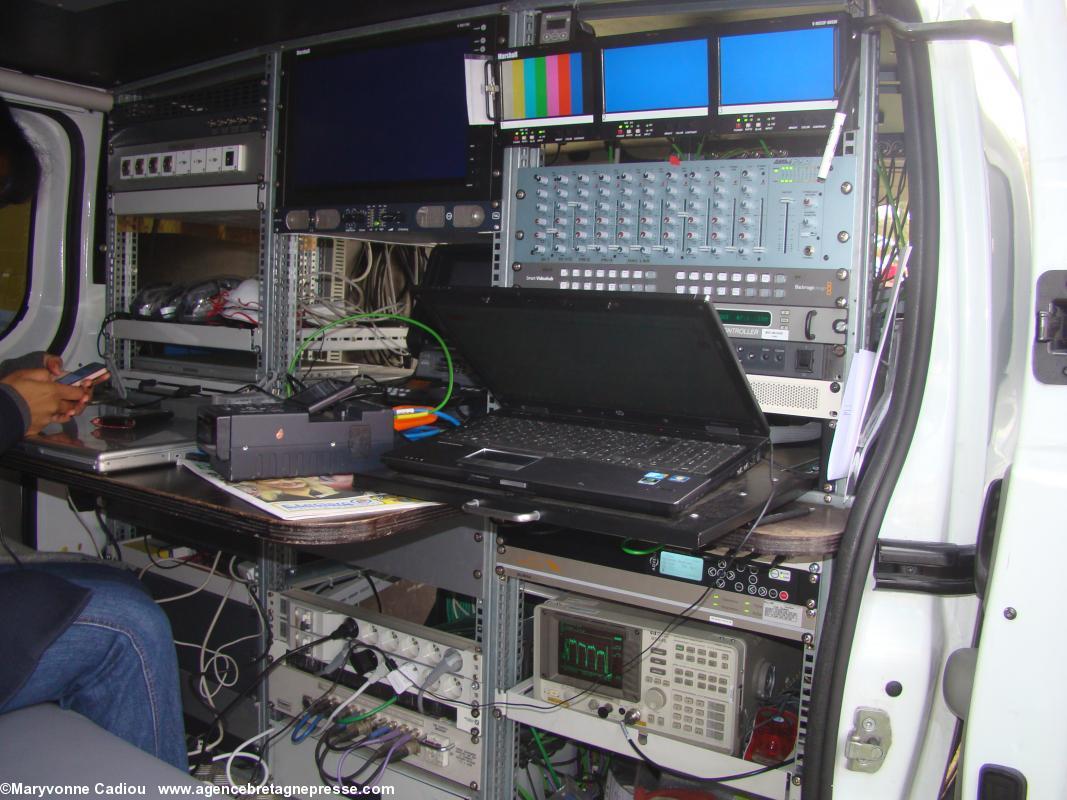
[56,362,109,386]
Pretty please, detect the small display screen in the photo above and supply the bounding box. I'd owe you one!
[718,26,837,114]
[500,52,592,129]
[717,309,773,326]
[659,551,704,581]
[602,38,709,122]
[557,619,626,689]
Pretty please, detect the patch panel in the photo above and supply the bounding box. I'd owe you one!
[111,132,261,191]
[272,589,481,708]
[271,664,483,790]
[118,145,244,184]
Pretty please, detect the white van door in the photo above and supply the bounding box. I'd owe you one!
[959,1,1067,797]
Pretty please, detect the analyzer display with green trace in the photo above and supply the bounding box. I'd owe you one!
[557,620,626,690]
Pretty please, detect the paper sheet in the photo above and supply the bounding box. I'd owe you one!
[465,55,493,125]
[826,349,876,481]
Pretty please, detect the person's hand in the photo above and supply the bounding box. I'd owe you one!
[43,353,65,377]
[1,368,90,435]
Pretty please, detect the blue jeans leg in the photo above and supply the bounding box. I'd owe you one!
[0,563,187,770]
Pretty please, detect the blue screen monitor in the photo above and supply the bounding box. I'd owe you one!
[716,16,844,135]
[599,33,712,138]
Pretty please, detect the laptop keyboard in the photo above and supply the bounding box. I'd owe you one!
[443,415,744,475]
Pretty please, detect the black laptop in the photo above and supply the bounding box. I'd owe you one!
[383,287,770,517]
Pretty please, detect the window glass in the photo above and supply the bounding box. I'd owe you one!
[0,198,33,334]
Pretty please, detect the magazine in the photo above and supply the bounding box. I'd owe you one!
[181,459,436,521]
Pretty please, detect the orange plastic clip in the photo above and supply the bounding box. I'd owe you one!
[393,408,437,431]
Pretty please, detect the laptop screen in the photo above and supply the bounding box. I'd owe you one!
[417,288,768,436]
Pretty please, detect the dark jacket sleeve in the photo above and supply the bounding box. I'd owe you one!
[0,351,45,379]
[0,385,30,455]
[0,569,91,708]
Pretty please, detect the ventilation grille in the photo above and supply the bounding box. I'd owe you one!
[112,77,266,126]
[751,378,821,411]
[795,646,816,776]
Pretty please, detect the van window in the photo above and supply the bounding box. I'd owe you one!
[0,195,33,335]
[0,102,83,355]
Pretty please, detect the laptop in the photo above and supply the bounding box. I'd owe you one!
[17,402,200,474]
[382,288,770,517]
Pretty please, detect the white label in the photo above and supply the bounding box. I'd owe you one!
[762,601,803,627]
[762,328,790,340]
[706,615,734,627]
[768,568,792,582]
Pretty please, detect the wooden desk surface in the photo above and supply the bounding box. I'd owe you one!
[1,452,457,546]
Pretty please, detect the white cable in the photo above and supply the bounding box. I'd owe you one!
[213,726,276,789]
[385,245,398,313]
[184,558,265,710]
[173,640,239,678]
[324,670,381,726]
[136,544,186,575]
[199,576,236,705]
[187,719,225,759]
[350,241,374,283]
[65,491,102,558]
[227,560,269,642]
[153,550,222,604]
[215,631,262,654]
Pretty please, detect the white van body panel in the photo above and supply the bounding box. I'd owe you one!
[962,0,1067,797]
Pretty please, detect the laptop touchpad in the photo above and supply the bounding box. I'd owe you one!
[460,449,541,471]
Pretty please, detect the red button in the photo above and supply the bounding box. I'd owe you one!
[779,591,790,602]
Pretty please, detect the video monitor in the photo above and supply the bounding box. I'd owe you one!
[276,18,501,235]
[599,31,712,139]
[716,16,846,136]
[497,46,598,145]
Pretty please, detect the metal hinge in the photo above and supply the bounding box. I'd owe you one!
[874,539,976,595]
[845,708,891,773]
[1033,270,1067,385]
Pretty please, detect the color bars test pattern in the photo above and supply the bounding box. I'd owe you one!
[499,52,592,128]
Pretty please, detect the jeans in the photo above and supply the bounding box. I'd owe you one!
[0,562,187,770]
